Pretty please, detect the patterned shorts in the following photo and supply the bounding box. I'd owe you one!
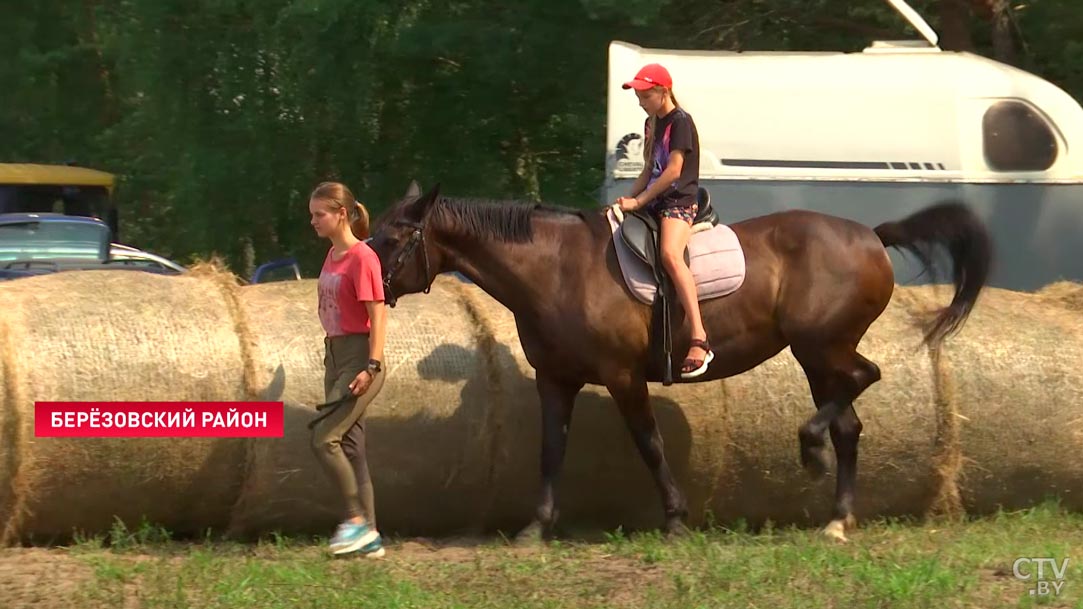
[658,203,699,225]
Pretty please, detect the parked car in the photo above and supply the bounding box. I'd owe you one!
[0,212,111,262]
[249,257,302,284]
[0,212,302,283]
[108,243,188,273]
[0,212,159,281]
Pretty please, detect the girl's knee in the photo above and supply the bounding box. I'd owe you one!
[311,433,340,456]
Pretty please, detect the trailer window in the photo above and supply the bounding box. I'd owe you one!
[982,101,1058,171]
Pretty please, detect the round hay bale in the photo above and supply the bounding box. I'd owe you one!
[0,271,251,544]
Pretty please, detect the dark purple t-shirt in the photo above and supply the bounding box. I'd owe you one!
[644,107,700,210]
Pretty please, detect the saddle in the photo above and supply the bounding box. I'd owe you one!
[618,187,719,270]
[609,188,745,386]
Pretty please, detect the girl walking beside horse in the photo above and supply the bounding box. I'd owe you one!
[308,181,388,558]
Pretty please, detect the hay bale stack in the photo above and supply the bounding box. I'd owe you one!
[2,270,1081,544]
[0,271,251,545]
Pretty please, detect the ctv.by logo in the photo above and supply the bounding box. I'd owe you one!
[1013,557,1069,597]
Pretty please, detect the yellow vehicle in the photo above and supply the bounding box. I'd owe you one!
[0,163,119,238]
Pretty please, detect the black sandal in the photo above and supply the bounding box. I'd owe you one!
[680,338,715,379]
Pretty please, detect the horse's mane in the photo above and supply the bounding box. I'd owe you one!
[434,196,592,243]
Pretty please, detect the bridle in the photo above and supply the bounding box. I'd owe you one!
[377,218,434,308]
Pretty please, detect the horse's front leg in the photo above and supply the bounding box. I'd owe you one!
[516,373,583,543]
[607,372,689,537]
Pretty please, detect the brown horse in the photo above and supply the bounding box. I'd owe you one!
[369,181,992,541]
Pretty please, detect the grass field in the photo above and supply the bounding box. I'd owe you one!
[1,501,1080,609]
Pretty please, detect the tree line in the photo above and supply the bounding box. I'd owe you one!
[3,0,1079,276]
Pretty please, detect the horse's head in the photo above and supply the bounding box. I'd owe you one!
[369,180,443,307]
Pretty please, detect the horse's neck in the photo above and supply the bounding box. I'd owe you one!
[438,215,574,316]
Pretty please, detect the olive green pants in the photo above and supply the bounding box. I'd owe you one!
[311,334,385,525]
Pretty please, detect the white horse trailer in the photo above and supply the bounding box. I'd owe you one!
[603,0,1083,291]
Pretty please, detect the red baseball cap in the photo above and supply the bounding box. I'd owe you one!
[622,63,673,90]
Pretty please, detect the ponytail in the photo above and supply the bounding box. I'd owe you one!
[350,200,371,240]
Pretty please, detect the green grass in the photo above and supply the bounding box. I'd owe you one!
[4,501,1082,609]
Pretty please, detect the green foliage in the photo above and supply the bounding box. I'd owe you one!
[3,0,1081,276]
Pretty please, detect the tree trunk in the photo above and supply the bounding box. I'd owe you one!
[989,0,1016,63]
[80,0,119,126]
[511,129,541,203]
[938,0,974,52]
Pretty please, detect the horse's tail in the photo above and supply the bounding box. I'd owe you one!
[874,201,993,348]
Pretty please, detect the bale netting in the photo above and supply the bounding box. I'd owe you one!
[1,270,1081,545]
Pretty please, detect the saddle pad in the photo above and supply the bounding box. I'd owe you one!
[606,208,746,305]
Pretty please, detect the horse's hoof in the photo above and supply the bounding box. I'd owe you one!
[513,521,546,546]
[822,521,848,543]
[822,517,854,543]
[801,447,829,480]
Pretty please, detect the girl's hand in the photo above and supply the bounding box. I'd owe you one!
[617,197,640,212]
[349,370,373,396]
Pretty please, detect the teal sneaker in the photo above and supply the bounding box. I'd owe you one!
[358,534,386,559]
[328,521,379,556]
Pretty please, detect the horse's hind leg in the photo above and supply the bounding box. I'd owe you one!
[826,403,864,541]
[793,344,881,541]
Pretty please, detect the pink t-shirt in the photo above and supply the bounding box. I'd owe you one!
[318,241,384,336]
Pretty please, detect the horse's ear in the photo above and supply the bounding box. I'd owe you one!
[407,182,441,221]
[404,180,421,200]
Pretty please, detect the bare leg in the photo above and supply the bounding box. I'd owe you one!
[660,216,708,363]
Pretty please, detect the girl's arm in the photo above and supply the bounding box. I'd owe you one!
[628,165,651,199]
[629,150,684,209]
[365,300,386,368]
